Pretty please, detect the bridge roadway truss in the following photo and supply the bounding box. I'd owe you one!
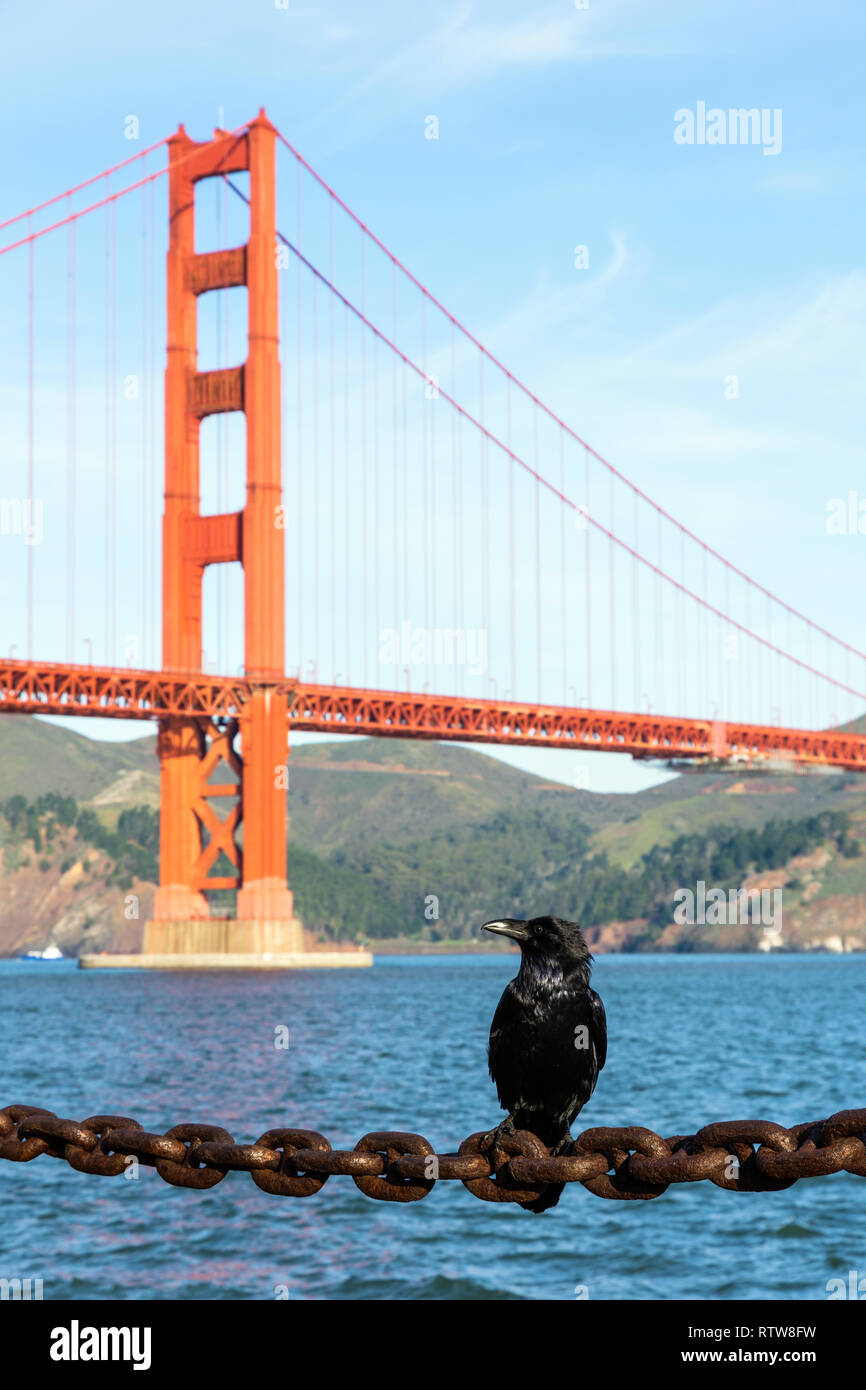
[2,659,865,771]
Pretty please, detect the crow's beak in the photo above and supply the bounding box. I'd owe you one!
[482,919,529,942]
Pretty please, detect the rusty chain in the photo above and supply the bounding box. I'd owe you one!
[2,1103,865,1204]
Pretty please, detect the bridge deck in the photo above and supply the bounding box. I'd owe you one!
[1,660,864,771]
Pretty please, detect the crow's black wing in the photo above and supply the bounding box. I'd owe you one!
[487,979,530,1112]
[588,986,607,1073]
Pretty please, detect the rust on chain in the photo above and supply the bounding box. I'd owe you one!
[1,1102,865,1204]
[154,1125,235,1190]
[575,1126,671,1201]
[459,1129,553,1204]
[64,1116,143,1177]
[250,1129,332,1198]
[351,1132,436,1203]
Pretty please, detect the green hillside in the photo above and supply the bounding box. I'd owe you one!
[0,715,155,801]
[3,716,866,954]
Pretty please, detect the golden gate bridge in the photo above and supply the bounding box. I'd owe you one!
[1,108,864,958]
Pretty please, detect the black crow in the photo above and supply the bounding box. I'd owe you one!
[482,914,606,1213]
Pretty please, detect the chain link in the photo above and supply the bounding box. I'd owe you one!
[2,1103,865,1204]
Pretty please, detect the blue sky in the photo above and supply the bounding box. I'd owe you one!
[1,0,864,792]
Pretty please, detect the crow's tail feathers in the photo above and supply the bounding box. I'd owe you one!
[521,1132,571,1215]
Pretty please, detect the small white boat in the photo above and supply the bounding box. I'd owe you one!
[19,944,66,961]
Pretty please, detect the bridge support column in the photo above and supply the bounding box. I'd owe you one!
[151,717,209,922]
[236,689,294,922]
[139,109,325,968]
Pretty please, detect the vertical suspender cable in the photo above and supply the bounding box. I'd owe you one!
[633,492,639,708]
[657,512,663,716]
[67,204,76,665]
[104,191,110,663]
[454,349,462,696]
[679,532,685,713]
[330,201,336,683]
[344,300,350,680]
[724,565,730,722]
[806,623,812,728]
[421,298,428,686]
[702,545,708,723]
[534,406,541,703]
[452,322,460,690]
[373,321,380,687]
[402,325,410,689]
[361,235,367,685]
[508,381,515,699]
[394,263,400,646]
[560,429,567,702]
[315,273,322,675]
[609,473,615,709]
[585,446,591,708]
[480,353,488,699]
[142,175,149,670]
[789,610,794,730]
[111,198,118,663]
[27,218,35,660]
[150,173,157,669]
[428,320,435,689]
[296,161,303,678]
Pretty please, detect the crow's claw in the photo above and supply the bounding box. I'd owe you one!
[479,1116,516,1153]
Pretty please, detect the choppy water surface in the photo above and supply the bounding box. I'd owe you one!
[1,953,864,1300]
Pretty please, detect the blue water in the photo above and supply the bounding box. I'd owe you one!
[1,953,864,1300]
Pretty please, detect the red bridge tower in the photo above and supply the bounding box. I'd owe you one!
[144,110,301,957]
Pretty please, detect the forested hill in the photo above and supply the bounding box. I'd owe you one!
[1,714,866,954]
